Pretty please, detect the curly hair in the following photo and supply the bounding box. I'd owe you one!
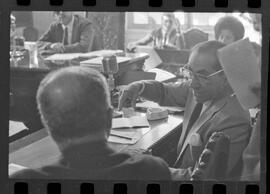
[36,66,111,142]
[214,16,245,41]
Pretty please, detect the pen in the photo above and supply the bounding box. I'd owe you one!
[110,133,133,140]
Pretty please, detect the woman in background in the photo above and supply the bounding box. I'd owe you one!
[214,16,245,45]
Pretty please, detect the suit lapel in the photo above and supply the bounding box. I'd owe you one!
[177,92,197,153]
[176,96,228,165]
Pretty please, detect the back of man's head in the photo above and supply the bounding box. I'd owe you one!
[36,66,112,143]
[192,40,226,71]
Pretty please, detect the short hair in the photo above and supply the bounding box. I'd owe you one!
[36,66,111,142]
[162,13,175,21]
[192,40,226,71]
[214,16,245,41]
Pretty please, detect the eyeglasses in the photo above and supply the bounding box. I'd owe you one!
[181,65,224,83]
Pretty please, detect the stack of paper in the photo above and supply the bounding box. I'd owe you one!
[136,101,184,113]
[45,53,81,61]
[79,50,124,57]
[217,38,261,109]
[45,50,124,62]
[112,116,149,129]
[80,56,131,71]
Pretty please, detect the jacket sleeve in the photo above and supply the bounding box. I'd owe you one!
[37,23,55,50]
[140,80,190,107]
[63,23,94,53]
[133,30,155,46]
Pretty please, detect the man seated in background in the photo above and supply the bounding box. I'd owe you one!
[119,40,251,180]
[11,66,171,180]
[214,16,245,45]
[127,13,185,51]
[37,12,95,53]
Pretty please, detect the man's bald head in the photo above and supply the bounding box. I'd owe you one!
[37,66,112,142]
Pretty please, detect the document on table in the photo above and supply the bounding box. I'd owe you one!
[136,101,184,113]
[112,116,149,129]
[136,46,162,70]
[217,38,261,109]
[79,50,124,57]
[108,127,151,145]
[9,121,28,137]
[45,50,124,61]
[45,53,81,61]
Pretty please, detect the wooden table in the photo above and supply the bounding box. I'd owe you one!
[9,51,149,131]
[9,114,183,169]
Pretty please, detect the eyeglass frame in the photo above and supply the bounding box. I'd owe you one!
[181,64,224,83]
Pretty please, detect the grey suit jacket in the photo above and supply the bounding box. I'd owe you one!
[37,15,96,53]
[140,80,251,180]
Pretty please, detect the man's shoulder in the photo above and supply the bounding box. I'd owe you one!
[74,15,91,26]
[216,96,250,123]
[124,153,170,175]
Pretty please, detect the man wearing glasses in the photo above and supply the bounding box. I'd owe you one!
[37,12,95,53]
[119,40,251,180]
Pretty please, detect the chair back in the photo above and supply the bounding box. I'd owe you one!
[183,28,208,49]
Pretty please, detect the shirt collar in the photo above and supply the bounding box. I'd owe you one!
[62,15,74,30]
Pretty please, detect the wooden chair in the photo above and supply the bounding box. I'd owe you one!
[183,28,209,49]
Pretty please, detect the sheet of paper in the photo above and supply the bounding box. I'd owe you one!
[9,121,28,137]
[9,163,28,176]
[110,129,137,138]
[108,127,151,145]
[108,135,138,144]
[112,116,149,129]
[45,53,81,61]
[79,50,124,57]
[80,56,131,65]
[129,116,150,127]
[136,46,162,70]
[217,38,261,109]
[136,101,184,113]
[112,118,132,128]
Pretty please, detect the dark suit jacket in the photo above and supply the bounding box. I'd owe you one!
[37,15,96,53]
[139,80,251,180]
[11,141,171,180]
[134,28,185,49]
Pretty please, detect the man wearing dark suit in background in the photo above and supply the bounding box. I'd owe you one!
[127,13,185,51]
[11,66,171,180]
[37,12,95,53]
[119,41,251,180]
